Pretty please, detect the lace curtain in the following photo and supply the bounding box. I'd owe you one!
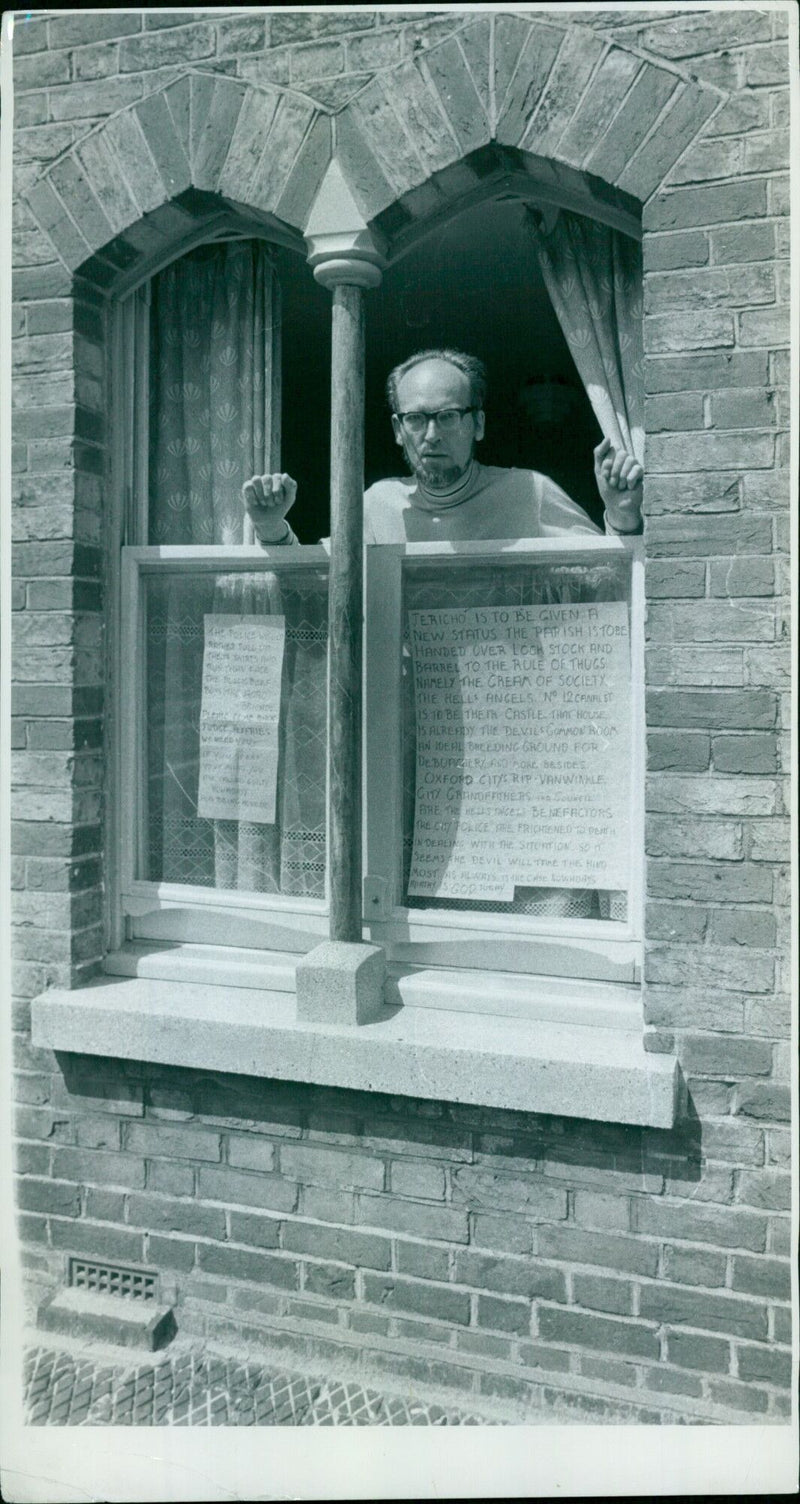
[144,240,327,897]
[529,209,644,467]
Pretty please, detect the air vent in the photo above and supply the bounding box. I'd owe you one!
[68,1258,159,1303]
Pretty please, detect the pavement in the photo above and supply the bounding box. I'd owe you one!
[23,1341,492,1427]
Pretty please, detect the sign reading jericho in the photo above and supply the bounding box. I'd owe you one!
[407,602,631,901]
[197,615,285,825]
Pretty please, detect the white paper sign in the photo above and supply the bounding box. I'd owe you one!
[197,614,285,825]
[407,601,631,901]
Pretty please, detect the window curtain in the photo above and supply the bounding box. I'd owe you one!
[528,208,644,467]
[144,241,327,898]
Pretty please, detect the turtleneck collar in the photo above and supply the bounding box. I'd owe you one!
[414,460,480,511]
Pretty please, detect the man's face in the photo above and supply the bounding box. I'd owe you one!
[391,359,485,489]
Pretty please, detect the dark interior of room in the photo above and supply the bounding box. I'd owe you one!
[276,197,605,544]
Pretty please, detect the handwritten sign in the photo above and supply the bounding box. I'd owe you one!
[197,614,285,825]
[407,601,631,901]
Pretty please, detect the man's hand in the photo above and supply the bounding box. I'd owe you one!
[593,438,643,533]
[243,473,297,543]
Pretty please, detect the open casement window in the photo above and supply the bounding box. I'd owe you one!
[364,536,644,1009]
[109,237,330,974]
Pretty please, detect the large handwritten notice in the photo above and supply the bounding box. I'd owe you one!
[197,614,285,825]
[407,602,631,901]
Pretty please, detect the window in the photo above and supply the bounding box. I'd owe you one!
[109,235,331,969]
[110,209,644,1012]
[365,535,644,1003]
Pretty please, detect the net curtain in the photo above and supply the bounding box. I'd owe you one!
[528,208,644,468]
[145,240,326,897]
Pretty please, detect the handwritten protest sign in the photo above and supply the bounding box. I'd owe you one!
[197,614,285,825]
[407,601,630,900]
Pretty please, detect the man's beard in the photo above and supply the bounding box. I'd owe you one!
[402,441,473,491]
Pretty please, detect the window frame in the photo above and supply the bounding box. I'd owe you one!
[106,228,328,963]
[363,534,646,988]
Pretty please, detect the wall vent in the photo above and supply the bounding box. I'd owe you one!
[68,1258,159,1303]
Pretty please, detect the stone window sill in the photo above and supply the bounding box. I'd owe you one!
[31,971,677,1129]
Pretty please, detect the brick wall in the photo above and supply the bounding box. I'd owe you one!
[10,8,793,1423]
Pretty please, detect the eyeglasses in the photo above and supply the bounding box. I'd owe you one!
[395,407,478,436]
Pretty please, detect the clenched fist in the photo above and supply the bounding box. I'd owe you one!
[593,438,643,534]
[243,472,298,544]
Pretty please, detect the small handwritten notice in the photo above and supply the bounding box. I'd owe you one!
[407,602,631,900]
[197,614,285,825]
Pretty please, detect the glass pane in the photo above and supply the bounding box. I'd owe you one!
[401,556,632,922]
[142,568,327,897]
[147,240,280,545]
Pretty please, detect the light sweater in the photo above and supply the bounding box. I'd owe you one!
[275,462,620,546]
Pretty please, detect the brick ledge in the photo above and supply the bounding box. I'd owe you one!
[32,977,677,1128]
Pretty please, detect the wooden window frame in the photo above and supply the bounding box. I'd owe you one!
[364,536,646,990]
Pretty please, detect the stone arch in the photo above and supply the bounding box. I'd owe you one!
[23,15,723,279]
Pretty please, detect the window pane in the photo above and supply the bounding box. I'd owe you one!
[401,556,632,921]
[142,568,327,896]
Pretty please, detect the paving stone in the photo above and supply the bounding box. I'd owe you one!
[23,1340,489,1426]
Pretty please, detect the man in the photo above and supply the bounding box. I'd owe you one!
[242,348,643,545]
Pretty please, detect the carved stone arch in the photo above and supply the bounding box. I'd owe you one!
[22,17,724,283]
[23,72,333,281]
[331,13,723,246]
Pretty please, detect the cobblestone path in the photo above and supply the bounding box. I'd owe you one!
[24,1345,490,1426]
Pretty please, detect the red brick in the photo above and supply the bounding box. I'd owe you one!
[390,1160,446,1200]
[227,1212,281,1250]
[639,1283,767,1340]
[197,1243,299,1289]
[586,63,677,183]
[666,1329,731,1373]
[738,308,790,348]
[450,1167,567,1218]
[572,1273,634,1316]
[646,730,709,770]
[125,1123,221,1162]
[539,1307,659,1361]
[303,1261,356,1302]
[736,1343,792,1387]
[225,1136,276,1174]
[281,1221,391,1271]
[647,513,773,557]
[646,692,777,731]
[470,1214,532,1255]
[454,1250,566,1303]
[51,1147,146,1189]
[634,1200,767,1252]
[709,909,776,949]
[736,1170,790,1212]
[476,1295,529,1335]
[663,1246,728,1288]
[147,1234,196,1272]
[646,264,775,314]
[356,1194,468,1244]
[646,561,706,598]
[362,1273,470,1326]
[50,1218,145,1264]
[15,1176,81,1218]
[647,431,774,473]
[731,1255,791,1300]
[735,1084,791,1123]
[645,816,742,861]
[645,310,734,353]
[645,180,768,232]
[127,1193,226,1240]
[279,1143,384,1192]
[198,1166,299,1214]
